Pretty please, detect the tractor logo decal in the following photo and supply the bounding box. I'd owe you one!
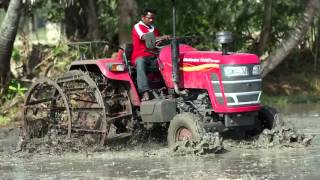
[181,63,219,72]
[183,58,220,63]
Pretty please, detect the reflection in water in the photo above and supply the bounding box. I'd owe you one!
[2,148,320,179]
[1,104,320,179]
[277,103,320,117]
[278,104,320,143]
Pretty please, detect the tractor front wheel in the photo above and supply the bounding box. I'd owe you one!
[259,105,283,130]
[167,113,205,147]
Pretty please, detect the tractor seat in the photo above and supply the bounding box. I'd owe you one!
[122,43,164,89]
[122,43,159,73]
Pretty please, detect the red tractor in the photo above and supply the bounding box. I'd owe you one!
[22,1,277,146]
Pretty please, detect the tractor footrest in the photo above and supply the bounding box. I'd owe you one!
[140,99,176,123]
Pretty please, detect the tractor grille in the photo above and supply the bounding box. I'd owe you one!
[211,65,262,106]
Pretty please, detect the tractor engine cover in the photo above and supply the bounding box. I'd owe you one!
[140,100,176,123]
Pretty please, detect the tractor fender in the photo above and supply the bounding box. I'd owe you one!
[69,59,141,106]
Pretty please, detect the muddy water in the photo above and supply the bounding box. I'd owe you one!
[1,104,320,179]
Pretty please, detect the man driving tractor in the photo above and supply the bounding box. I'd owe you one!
[131,8,170,101]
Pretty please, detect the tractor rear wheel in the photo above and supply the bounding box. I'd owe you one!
[167,113,205,147]
[57,70,108,145]
[22,78,71,140]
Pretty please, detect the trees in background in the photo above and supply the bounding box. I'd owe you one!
[0,0,319,98]
[0,0,10,10]
[64,0,101,40]
[261,0,320,77]
[257,0,273,56]
[118,0,137,47]
[0,0,22,95]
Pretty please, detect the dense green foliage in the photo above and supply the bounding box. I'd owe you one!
[135,0,306,52]
[4,0,318,94]
[20,0,311,52]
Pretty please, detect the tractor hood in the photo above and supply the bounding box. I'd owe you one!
[159,44,260,66]
[159,44,262,113]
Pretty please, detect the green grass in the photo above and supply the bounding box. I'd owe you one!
[261,94,320,107]
[0,116,10,126]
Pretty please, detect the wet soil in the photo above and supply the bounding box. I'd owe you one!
[1,104,320,179]
[0,126,20,155]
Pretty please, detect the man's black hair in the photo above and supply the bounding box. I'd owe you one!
[141,8,157,16]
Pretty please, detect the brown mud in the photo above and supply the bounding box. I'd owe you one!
[223,121,313,150]
[171,132,224,156]
[1,103,320,179]
[170,110,313,156]
[5,110,313,158]
[13,120,311,158]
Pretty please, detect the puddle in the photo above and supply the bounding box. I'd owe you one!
[1,103,320,179]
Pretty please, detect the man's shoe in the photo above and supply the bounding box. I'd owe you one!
[141,91,150,101]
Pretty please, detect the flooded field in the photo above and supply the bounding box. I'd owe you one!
[1,104,320,179]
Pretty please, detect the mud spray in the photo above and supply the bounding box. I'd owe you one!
[223,114,313,149]
[170,114,313,156]
[171,132,224,156]
[15,114,314,158]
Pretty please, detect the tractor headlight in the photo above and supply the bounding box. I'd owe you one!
[108,63,126,72]
[252,65,260,75]
[223,66,248,77]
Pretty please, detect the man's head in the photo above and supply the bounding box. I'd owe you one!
[141,8,156,26]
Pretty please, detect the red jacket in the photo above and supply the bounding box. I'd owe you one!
[131,21,159,65]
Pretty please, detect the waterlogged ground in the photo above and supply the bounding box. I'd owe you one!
[1,104,320,179]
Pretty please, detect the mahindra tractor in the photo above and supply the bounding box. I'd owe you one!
[22,0,277,146]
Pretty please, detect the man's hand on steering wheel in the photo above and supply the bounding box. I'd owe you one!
[156,35,171,46]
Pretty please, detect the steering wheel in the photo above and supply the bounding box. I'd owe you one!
[155,37,172,49]
[156,36,202,48]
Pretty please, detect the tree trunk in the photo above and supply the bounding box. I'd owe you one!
[261,0,320,77]
[0,0,22,94]
[65,3,88,41]
[118,0,137,47]
[315,19,320,72]
[79,0,101,40]
[65,0,101,41]
[257,0,273,56]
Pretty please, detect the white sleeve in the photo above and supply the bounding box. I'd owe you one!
[134,24,144,39]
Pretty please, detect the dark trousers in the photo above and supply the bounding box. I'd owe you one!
[135,56,157,93]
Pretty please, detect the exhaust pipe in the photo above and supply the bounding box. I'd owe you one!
[171,0,185,95]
